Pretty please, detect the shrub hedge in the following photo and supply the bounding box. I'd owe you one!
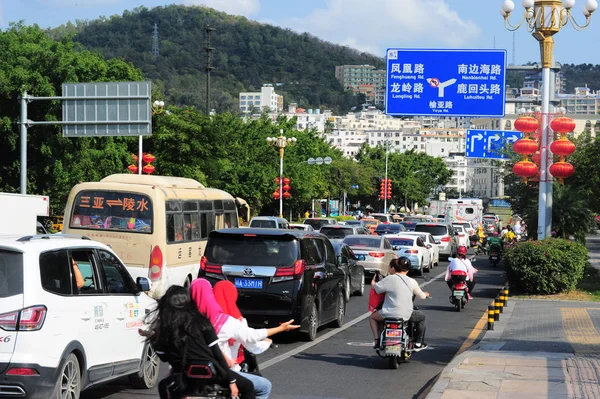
[504,238,588,295]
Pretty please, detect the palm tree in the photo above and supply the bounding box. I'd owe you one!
[523,184,593,243]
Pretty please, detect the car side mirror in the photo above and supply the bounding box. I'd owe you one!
[426,244,432,249]
[136,277,151,293]
[337,255,344,265]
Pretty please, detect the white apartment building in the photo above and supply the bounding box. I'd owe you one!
[443,155,473,195]
[468,158,505,199]
[285,103,332,133]
[323,130,368,158]
[239,84,283,114]
[367,130,465,158]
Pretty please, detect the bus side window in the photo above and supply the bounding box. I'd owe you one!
[167,214,184,242]
[200,213,209,239]
[190,213,200,240]
[183,214,192,241]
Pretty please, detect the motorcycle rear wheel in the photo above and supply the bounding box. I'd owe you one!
[388,356,399,369]
[455,301,461,312]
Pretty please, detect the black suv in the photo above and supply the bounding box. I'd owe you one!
[199,228,347,341]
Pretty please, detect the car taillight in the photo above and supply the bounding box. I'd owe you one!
[441,236,451,242]
[274,260,305,278]
[149,245,164,281]
[200,256,223,275]
[405,249,418,254]
[7,368,39,376]
[369,252,385,258]
[0,305,47,332]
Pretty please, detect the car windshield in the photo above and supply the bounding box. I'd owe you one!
[415,224,448,236]
[303,219,332,229]
[205,234,298,266]
[388,238,414,247]
[371,215,388,223]
[250,219,277,228]
[343,236,381,248]
[320,227,354,239]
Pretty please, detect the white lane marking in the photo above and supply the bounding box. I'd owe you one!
[259,270,446,369]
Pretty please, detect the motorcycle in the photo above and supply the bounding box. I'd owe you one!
[449,270,469,312]
[488,244,502,267]
[160,361,231,399]
[376,317,417,369]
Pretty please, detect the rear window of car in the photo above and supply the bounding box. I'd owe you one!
[290,225,305,230]
[343,237,381,248]
[371,215,388,223]
[320,226,353,239]
[303,219,332,229]
[375,224,401,232]
[250,219,277,228]
[388,238,414,247]
[453,225,464,232]
[415,224,449,236]
[205,234,298,267]
[404,217,427,222]
[0,250,23,298]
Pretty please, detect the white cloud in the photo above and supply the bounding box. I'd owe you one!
[182,0,260,17]
[280,0,481,56]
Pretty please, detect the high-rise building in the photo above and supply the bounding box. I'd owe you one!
[335,65,386,105]
[239,84,283,114]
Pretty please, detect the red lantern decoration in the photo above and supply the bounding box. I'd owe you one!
[142,153,156,164]
[127,165,138,174]
[282,192,291,199]
[132,154,139,162]
[142,164,155,175]
[514,116,539,134]
[282,177,291,185]
[549,161,574,184]
[274,177,281,184]
[550,116,576,134]
[282,184,291,192]
[550,138,576,157]
[513,138,538,156]
[273,191,281,200]
[513,160,538,181]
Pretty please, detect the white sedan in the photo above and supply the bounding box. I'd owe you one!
[386,235,432,275]
[452,224,470,248]
[400,231,440,268]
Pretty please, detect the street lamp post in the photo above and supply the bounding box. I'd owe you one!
[147,100,165,175]
[501,0,597,239]
[267,129,297,217]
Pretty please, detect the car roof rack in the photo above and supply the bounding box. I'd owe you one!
[17,234,91,242]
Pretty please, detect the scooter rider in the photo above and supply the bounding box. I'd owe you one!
[445,246,477,299]
[487,231,503,256]
[370,257,430,351]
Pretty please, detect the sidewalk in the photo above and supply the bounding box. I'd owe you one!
[426,299,600,399]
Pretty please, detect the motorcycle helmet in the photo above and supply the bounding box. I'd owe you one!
[493,231,499,236]
[457,245,468,256]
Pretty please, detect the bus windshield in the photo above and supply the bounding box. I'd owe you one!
[69,190,153,233]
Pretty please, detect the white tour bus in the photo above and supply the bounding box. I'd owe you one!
[63,174,246,298]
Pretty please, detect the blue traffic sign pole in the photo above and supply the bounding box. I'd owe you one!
[385,49,507,118]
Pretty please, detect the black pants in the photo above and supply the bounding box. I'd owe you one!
[158,370,256,399]
[447,279,476,294]
[409,310,426,344]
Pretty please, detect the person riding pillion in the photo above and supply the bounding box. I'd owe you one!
[445,246,478,299]
[369,257,430,351]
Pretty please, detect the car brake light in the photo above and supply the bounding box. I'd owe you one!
[441,236,451,242]
[0,305,47,332]
[405,249,418,254]
[274,260,306,278]
[149,245,164,281]
[7,368,39,376]
[200,256,223,275]
[369,252,385,258]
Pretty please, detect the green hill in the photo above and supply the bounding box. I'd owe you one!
[50,5,384,114]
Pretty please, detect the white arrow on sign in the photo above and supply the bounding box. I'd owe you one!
[470,133,483,151]
[487,134,500,149]
[506,133,520,143]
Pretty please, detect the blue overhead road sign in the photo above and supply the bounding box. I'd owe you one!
[385,49,507,117]
[465,129,523,160]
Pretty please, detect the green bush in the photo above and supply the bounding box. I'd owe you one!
[334,215,356,222]
[504,238,588,295]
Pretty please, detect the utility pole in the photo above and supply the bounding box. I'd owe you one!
[152,23,159,59]
[205,25,215,115]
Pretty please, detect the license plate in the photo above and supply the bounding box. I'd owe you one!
[491,256,498,260]
[453,290,465,297]
[385,345,401,355]
[386,329,401,337]
[234,278,263,289]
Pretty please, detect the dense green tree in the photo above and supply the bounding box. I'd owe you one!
[0,23,143,213]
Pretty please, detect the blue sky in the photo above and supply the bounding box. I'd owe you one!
[3,0,600,65]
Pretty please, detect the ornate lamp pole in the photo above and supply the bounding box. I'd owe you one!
[267,129,297,217]
[501,0,597,239]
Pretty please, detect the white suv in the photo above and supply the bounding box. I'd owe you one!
[0,234,158,398]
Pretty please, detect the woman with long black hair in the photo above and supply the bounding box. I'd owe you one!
[143,285,256,399]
